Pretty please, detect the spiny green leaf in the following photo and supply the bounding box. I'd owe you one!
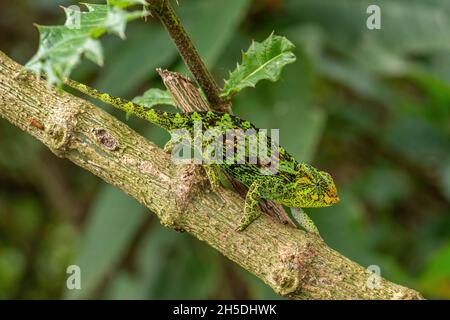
[132,88,175,108]
[107,0,148,8]
[221,34,296,99]
[25,2,147,86]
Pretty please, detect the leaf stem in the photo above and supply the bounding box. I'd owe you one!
[147,0,230,112]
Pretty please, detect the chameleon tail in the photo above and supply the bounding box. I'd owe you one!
[64,79,174,130]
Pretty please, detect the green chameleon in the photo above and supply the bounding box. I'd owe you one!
[65,80,339,233]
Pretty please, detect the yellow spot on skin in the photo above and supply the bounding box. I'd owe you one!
[174,113,183,124]
[124,102,133,112]
[191,112,202,121]
[297,177,311,184]
[242,121,251,129]
[100,94,110,101]
[218,113,233,129]
[323,194,339,205]
[311,193,319,200]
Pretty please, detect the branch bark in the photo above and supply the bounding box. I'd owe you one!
[0,51,424,300]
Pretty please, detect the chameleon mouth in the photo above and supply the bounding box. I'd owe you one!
[324,195,340,205]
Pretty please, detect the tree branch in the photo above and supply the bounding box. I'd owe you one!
[0,51,424,299]
[147,0,230,112]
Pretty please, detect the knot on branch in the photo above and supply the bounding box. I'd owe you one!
[46,100,80,156]
[159,165,208,231]
[271,241,318,296]
[92,128,119,151]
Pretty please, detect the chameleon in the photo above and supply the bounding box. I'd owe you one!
[65,79,339,233]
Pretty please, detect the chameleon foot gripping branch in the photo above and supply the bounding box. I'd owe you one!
[65,79,340,232]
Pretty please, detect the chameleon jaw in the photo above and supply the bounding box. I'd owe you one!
[323,194,340,205]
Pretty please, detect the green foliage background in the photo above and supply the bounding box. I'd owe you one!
[1,0,449,299]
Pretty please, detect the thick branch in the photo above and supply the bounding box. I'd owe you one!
[0,52,423,300]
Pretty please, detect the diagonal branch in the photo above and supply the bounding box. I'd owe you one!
[147,0,230,112]
[0,51,424,300]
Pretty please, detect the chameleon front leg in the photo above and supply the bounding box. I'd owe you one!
[290,207,320,236]
[238,179,264,231]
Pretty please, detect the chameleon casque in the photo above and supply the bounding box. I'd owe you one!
[66,80,339,233]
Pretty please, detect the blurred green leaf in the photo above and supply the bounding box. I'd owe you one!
[382,117,450,168]
[233,48,324,163]
[132,88,175,107]
[109,225,221,300]
[312,190,370,261]
[317,56,392,102]
[107,0,147,8]
[177,0,251,70]
[358,166,412,210]
[107,273,146,299]
[441,163,450,202]
[0,247,26,298]
[149,234,220,299]
[222,34,296,99]
[420,242,450,298]
[287,0,450,54]
[65,186,147,299]
[105,225,182,299]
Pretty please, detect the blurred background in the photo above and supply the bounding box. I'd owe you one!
[0,0,449,299]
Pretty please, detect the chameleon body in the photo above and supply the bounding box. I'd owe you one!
[66,80,339,232]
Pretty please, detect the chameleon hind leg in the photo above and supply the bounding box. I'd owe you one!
[238,179,263,231]
[164,131,193,161]
[290,207,320,236]
[165,132,223,192]
[204,164,222,191]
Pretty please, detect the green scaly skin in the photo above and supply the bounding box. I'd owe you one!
[65,80,340,233]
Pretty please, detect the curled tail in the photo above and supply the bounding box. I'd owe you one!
[65,79,176,131]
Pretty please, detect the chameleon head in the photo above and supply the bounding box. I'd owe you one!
[280,163,339,208]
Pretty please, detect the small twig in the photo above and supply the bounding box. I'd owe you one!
[156,68,210,111]
[147,0,230,112]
